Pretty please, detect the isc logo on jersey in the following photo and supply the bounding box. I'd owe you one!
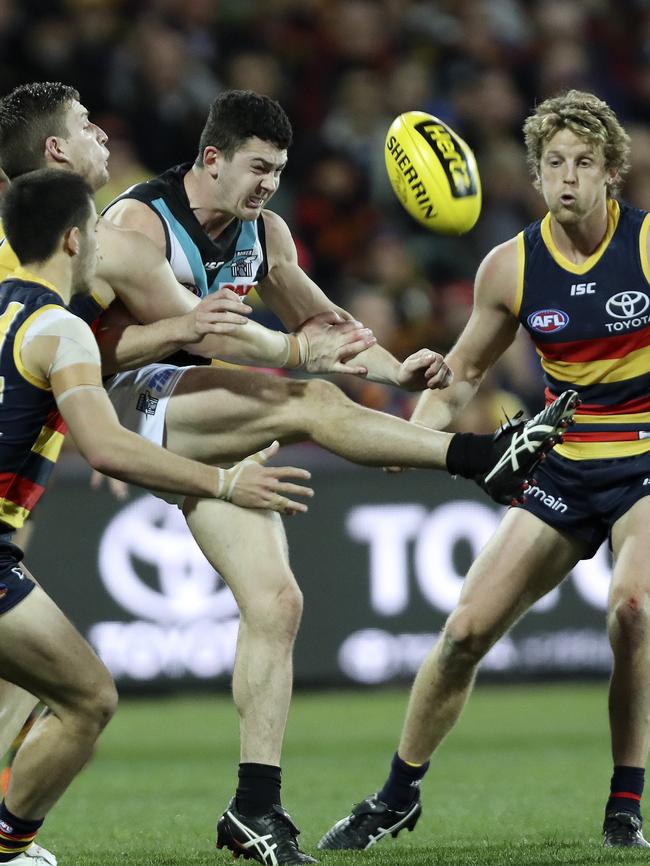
[384,111,481,236]
[527,309,570,333]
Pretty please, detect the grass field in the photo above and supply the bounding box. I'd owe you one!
[39,683,650,865]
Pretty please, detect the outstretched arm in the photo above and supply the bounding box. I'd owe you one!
[411,237,522,430]
[257,210,452,390]
[19,312,313,513]
[95,213,375,374]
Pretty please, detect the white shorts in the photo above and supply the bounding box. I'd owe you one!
[105,364,192,504]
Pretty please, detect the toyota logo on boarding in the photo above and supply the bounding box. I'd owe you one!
[605,291,650,319]
[98,494,238,623]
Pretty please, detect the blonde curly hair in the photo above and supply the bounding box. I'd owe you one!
[523,90,631,196]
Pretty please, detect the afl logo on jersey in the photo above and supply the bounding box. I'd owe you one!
[527,309,570,333]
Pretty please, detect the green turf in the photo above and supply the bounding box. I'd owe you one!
[40,683,649,864]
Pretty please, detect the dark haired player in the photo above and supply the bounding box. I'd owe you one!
[0,84,576,864]
[0,168,315,865]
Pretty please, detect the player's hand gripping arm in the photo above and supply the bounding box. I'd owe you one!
[411,238,521,430]
[96,213,375,374]
[257,210,451,389]
[20,314,314,514]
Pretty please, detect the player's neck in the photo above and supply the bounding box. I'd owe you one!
[548,200,610,264]
[184,165,234,239]
[22,258,73,304]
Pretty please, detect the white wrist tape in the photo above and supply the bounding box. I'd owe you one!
[215,459,255,502]
[284,332,308,369]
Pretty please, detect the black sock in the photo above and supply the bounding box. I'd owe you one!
[0,802,43,861]
[377,752,429,811]
[236,763,282,817]
[607,765,644,817]
[445,433,495,479]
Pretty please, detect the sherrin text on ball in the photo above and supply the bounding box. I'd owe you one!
[385,111,482,235]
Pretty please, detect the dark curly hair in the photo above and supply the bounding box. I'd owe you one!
[196,90,293,165]
[0,82,79,179]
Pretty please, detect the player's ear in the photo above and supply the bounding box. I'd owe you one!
[44,135,72,169]
[63,225,81,257]
[606,167,619,192]
[202,145,223,178]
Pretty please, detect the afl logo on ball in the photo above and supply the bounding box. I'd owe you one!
[527,309,570,333]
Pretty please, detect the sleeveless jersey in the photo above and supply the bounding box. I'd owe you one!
[109,163,269,299]
[0,268,68,528]
[0,221,106,328]
[515,199,650,460]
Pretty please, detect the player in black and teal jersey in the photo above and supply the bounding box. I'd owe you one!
[0,168,316,866]
[0,84,575,865]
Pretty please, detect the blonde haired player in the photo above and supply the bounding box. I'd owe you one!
[0,85,575,865]
[320,90,650,851]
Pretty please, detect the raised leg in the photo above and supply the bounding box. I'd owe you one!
[165,367,451,467]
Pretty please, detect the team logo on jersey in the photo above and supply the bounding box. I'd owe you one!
[527,308,569,333]
[605,291,650,319]
[136,390,159,416]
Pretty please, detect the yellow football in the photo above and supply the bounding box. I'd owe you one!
[384,111,482,235]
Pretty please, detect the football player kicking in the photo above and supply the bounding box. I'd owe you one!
[0,168,315,865]
[0,84,577,865]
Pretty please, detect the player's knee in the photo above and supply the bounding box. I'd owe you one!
[67,669,118,736]
[609,589,650,649]
[301,378,345,411]
[241,578,303,643]
[275,581,304,640]
[443,608,494,666]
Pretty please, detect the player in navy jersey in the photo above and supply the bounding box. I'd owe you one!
[319,91,650,852]
[0,84,575,865]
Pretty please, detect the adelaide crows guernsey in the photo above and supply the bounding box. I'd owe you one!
[110,163,269,300]
[515,199,650,460]
[0,269,68,528]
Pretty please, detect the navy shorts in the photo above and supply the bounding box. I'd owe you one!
[519,449,650,558]
[0,534,35,614]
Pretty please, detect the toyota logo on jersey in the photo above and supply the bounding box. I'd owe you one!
[605,291,650,319]
[527,309,570,333]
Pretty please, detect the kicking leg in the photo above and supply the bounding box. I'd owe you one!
[165,367,452,467]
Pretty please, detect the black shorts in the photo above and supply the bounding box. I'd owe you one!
[0,533,35,614]
[519,449,650,558]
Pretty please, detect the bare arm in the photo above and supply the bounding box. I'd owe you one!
[411,237,522,430]
[258,210,450,389]
[20,315,313,513]
[99,201,375,374]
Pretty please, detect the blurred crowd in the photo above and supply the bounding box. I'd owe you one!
[3,0,650,428]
